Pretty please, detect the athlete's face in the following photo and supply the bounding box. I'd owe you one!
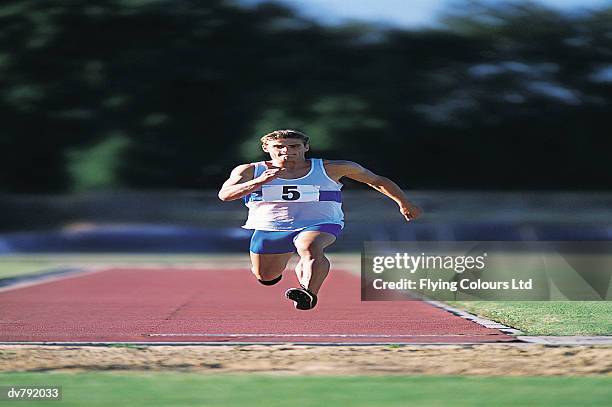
[262,138,309,162]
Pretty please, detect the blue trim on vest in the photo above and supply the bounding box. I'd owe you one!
[320,191,342,202]
[244,190,263,203]
[244,190,341,203]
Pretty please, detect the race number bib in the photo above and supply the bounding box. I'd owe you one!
[261,185,320,202]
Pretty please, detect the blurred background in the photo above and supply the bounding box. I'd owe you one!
[1,0,612,252]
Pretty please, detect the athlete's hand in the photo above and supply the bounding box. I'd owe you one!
[400,203,422,222]
[255,167,285,184]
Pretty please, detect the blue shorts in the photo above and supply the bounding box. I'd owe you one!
[249,224,342,254]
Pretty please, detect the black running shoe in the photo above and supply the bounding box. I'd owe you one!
[285,285,318,310]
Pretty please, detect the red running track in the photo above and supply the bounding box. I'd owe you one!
[0,268,515,344]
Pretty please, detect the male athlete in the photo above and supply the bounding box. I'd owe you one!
[218,129,422,310]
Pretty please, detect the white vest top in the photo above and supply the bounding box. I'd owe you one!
[242,158,344,231]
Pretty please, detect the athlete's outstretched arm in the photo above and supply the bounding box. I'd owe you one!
[332,161,422,222]
[218,163,284,201]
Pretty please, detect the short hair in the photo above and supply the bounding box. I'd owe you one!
[260,129,309,146]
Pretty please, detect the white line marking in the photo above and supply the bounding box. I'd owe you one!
[147,333,503,338]
[426,300,524,336]
[0,267,107,293]
[518,336,612,345]
[0,341,518,346]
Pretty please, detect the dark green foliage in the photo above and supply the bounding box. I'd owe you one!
[1,0,611,192]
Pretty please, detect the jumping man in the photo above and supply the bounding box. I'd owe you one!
[218,129,422,310]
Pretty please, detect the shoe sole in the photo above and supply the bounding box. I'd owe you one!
[285,288,316,310]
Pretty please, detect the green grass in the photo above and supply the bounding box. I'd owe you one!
[0,253,358,280]
[0,373,610,407]
[0,260,58,279]
[449,301,612,335]
[0,254,251,280]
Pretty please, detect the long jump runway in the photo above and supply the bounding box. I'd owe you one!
[0,268,516,344]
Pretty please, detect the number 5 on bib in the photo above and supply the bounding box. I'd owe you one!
[261,185,320,202]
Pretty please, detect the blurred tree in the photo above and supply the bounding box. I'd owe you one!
[0,0,611,192]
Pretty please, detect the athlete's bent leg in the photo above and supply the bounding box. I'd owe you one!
[250,252,293,284]
[292,231,336,295]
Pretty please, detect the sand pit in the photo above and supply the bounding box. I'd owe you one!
[1,344,611,376]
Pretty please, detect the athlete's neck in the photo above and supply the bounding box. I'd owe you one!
[270,158,309,169]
